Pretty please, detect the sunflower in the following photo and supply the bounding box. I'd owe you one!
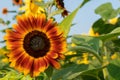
[54,0,68,17]
[4,14,66,77]
[109,17,118,25]
[2,8,8,14]
[88,28,99,36]
[12,0,22,5]
[19,0,44,15]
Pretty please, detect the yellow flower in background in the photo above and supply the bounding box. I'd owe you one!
[109,17,118,25]
[103,56,107,60]
[65,51,76,55]
[111,53,118,60]
[0,48,9,55]
[65,43,76,55]
[2,58,9,63]
[65,43,89,64]
[19,0,44,15]
[92,56,96,60]
[70,57,77,62]
[81,53,89,64]
[89,28,99,36]
[71,43,76,47]
[76,53,89,64]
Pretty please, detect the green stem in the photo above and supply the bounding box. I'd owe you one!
[33,77,38,80]
[103,68,109,80]
[8,11,17,13]
[68,46,103,64]
[102,44,110,80]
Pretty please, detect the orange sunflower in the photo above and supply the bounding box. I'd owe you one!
[12,0,22,5]
[55,0,68,17]
[4,14,66,77]
[2,8,8,14]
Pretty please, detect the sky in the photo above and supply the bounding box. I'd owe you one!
[0,0,120,47]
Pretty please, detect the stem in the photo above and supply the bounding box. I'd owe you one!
[103,68,109,80]
[68,46,103,64]
[33,77,38,80]
[47,0,53,15]
[8,11,17,13]
[102,44,110,80]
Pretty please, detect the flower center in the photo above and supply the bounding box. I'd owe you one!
[15,0,19,3]
[30,36,45,51]
[23,30,50,58]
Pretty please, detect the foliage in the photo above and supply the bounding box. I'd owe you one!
[0,0,120,80]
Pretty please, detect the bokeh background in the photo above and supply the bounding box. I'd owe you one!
[0,0,120,47]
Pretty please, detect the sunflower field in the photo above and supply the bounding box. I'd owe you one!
[0,0,120,80]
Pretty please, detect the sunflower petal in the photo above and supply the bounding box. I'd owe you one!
[47,57,60,69]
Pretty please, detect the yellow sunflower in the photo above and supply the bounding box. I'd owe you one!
[109,17,118,25]
[19,0,44,15]
[4,14,66,77]
[89,28,99,36]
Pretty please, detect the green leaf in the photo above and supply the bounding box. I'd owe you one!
[35,1,53,9]
[110,27,120,33]
[70,35,103,64]
[68,46,102,64]
[48,9,63,19]
[117,8,120,14]
[67,67,104,80]
[20,75,32,80]
[59,0,90,37]
[0,18,4,24]
[52,64,89,80]
[0,70,23,80]
[72,35,103,52]
[45,66,53,79]
[92,18,118,35]
[5,20,10,25]
[95,2,118,20]
[107,59,120,80]
[98,27,120,41]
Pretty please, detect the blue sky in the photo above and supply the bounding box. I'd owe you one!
[0,0,120,47]
[64,0,120,35]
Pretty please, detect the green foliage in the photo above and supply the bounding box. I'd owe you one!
[95,2,119,20]
[59,0,90,37]
[72,35,102,52]
[52,63,89,80]
[107,58,120,80]
[98,27,120,41]
[0,18,4,24]
[0,69,32,80]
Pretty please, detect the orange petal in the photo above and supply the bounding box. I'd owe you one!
[8,48,24,61]
[58,53,65,60]
[12,24,26,34]
[14,54,26,72]
[47,51,58,59]
[22,56,33,75]
[31,59,41,77]
[36,14,46,29]
[43,19,54,32]
[38,58,48,72]
[17,15,31,33]
[47,57,60,69]
[5,29,23,40]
